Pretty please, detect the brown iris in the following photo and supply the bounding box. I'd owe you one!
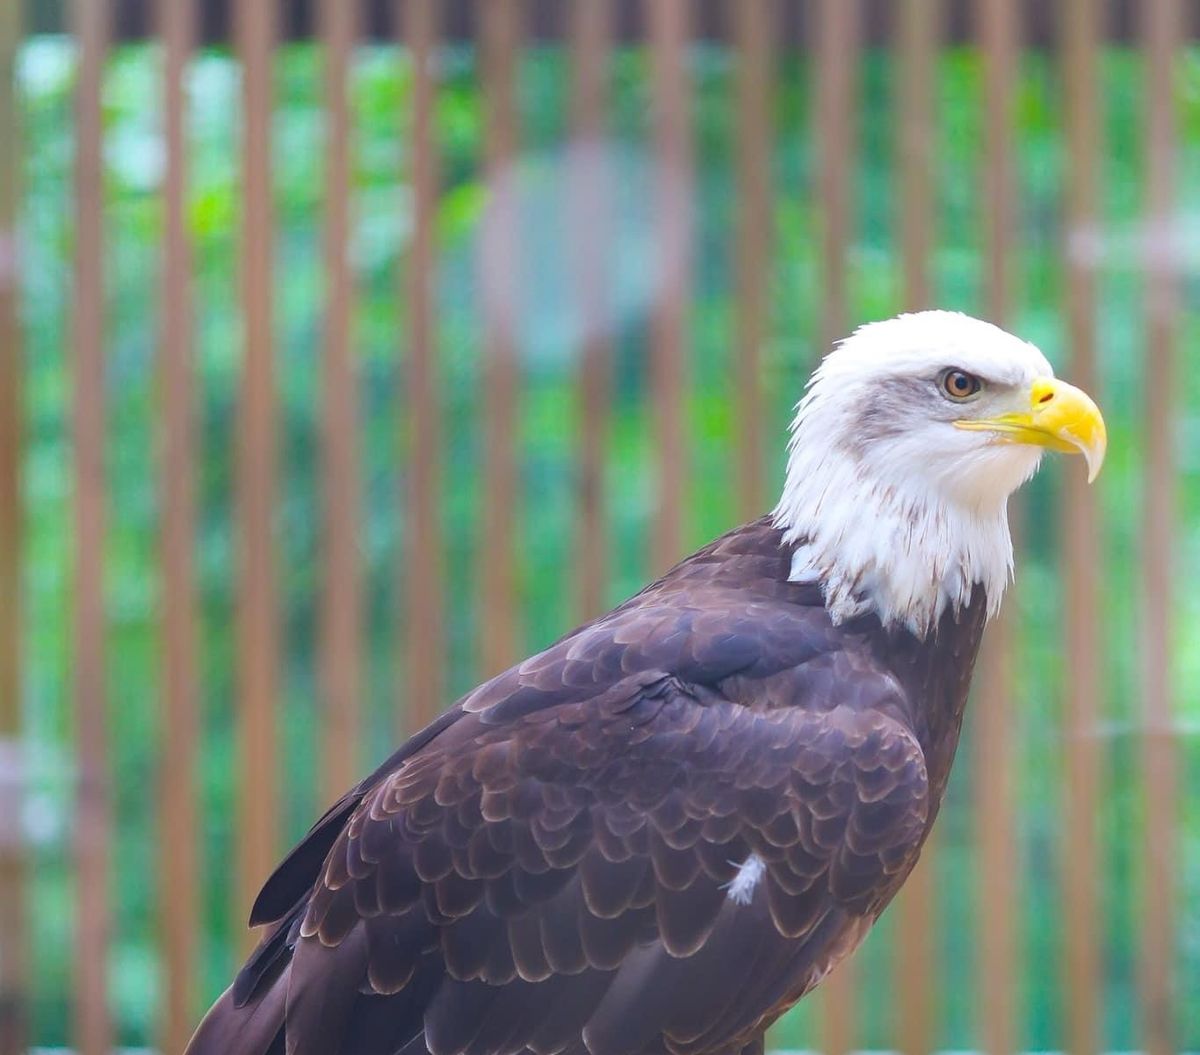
[941,369,981,400]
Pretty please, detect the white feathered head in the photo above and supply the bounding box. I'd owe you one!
[774,311,1106,635]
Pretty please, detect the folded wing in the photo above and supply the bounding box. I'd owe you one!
[191,664,927,1055]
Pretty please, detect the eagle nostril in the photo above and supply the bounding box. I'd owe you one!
[1036,389,1054,405]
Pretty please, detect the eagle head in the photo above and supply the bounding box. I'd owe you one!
[774,310,1106,636]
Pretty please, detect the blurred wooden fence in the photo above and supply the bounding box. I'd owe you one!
[0,1,1190,1054]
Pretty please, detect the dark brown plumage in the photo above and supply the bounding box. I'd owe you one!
[187,516,987,1055]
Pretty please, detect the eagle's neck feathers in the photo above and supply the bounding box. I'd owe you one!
[772,431,1013,638]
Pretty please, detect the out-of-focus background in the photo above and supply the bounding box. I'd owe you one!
[0,1,1197,1053]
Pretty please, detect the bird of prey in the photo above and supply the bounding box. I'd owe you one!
[187,311,1106,1055]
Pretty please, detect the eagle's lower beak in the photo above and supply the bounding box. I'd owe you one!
[954,377,1107,482]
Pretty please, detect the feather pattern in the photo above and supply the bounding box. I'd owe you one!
[185,517,988,1055]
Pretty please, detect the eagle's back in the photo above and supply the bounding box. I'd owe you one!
[186,517,987,1055]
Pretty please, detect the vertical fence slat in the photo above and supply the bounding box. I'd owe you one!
[733,0,772,521]
[1139,1,1179,1051]
[894,2,938,1052]
[403,0,444,732]
[0,2,24,1052]
[813,2,861,1051]
[72,1,111,1051]
[478,0,521,677]
[1061,1,1102,1052]
[570,0,612,621]
[648,0,691,573]
[976,1,1019,1053]
[236,0,278,942]
[813,0,860,355]
[320,0,361,805]
[159,0,198,1048]
[898,0,936,313]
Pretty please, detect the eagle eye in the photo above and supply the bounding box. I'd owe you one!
[940,369,982,401]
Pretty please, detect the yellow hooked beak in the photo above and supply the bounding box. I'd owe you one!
[954,377,1107,482]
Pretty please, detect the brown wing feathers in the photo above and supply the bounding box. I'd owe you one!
[250,704,469,928]
[186,519,941,1055]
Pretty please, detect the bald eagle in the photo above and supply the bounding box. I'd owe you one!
[187,311,1105,1055]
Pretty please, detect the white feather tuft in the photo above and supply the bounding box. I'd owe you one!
[725,854,766,905]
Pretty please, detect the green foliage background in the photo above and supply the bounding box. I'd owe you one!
[16,36,1200,1049]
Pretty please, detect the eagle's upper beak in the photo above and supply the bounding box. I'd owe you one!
[954,377,1107,482]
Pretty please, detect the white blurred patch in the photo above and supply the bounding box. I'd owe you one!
[725,853,765,906]
[466,139,669,367]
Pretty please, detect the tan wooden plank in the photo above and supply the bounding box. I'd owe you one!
[893,2,940,1052]
[0,1,25,1051]
[235,0,279,949]
[648,0,691,574]
[733,0,773,521]
[976,1,1019,1052]
[72,1,112,1051]
[1060,1,1102,1052]
[320,0,362,805]
[158,0,200,1048]
[478,0,522,678]
[570,0,612,621]
[813,1,861,1049]
[402,0,445,733]
[813,0,860,355]
[1139,2,1180,1052]
[973,625,1017,1055]
[897,0,936,313]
